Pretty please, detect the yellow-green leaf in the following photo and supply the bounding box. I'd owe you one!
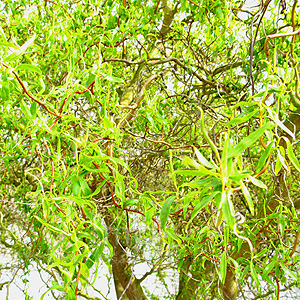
[227,122,273,158]
[160,196,176,230]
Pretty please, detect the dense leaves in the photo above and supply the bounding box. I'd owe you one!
[1,0,300,299]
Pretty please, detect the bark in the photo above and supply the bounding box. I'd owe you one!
[91,175,147,300]
[222,269,237,300]
[105,213,148,300]
[176,257,201,300]
[160,1,178,38]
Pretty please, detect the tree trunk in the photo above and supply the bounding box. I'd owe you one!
[176,257,198,300]
[104,214,148,300]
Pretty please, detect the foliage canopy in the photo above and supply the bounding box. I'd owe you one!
[1,0,300,299]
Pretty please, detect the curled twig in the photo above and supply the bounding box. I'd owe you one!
[0,61,61,117]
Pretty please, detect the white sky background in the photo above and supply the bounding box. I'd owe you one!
[0,245,177,300]
[1,0,298,299]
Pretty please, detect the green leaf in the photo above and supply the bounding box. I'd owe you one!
[72,180,81,196]
[277,145,289,171]
[199,107,221,162]
[3,52,20,63]
[77,232,97,241]
[160,196,176,230]
[186,192,219,229]
[146,207,156,226]
[222,192,236,228]
[30,101,37,118]
[94,220,105,240]
[0,41,17,48]
[182,156,201,169]
[256,142,273,172]
[184,178,220,189]
[165,228,182,244]
[86,246,103,269]
[266,107,295,139]
[220,251,227,284]
[227,122,273,158]
[229,171,252,181]
[182,191,198,218]
[20,99,32,120]
[115,173,125,201]
[248,90,268,99]
[254,247,268,258]
[279,262,297,280]
[274,148,283,175]
[174,168,218,177]
[193,146,217,169]
[100,72,123,83]
[103,116,114,129]
[3,34,36,62]
[248,176,267,189]
[279,214,285,235]
[228,257,241,280]
[286,140,300,172]
[123,199,139,207]
[35,216,71,236]
[15,64,42,74]
[240,180,254,215]
[80,178,92,196]
[225,110,258,127]
[250,262,260,289]
[0,27,8,41]
[41,285,65,300]
[216,6,224,19]
[80,262,90,279]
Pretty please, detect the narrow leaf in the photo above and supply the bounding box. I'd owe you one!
[220,251,227,284]
[123,199,139,207]
[174,168,217,177]
[279,262,297,280]
[256,142,273,172]
[222,193,236,228]
[20,99,32,120]
[240,181,254,215]
[266,107,295,139]
[4,34,36,62]
[15,64,42,74]
[35,216,70,236]
[286,140,300,172]
[227,122,273,158]
[274,149,283,175]
[277,146,289,171]
[188,192,219,226]
[115,173,125,201]
[199,107,221,162]
[250,262,260,289]
[193,146,216,169]
[225,110,258,127]
[160,196,176,230]
[248,176,267,189]
[166,228,182,244]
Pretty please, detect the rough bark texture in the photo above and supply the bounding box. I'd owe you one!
[176,257,201,300]
[222,269,237,300]
[105,214,148,300]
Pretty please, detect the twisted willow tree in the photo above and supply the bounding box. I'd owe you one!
[1,0,300,299]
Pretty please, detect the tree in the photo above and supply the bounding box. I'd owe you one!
[1,0,300,299]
